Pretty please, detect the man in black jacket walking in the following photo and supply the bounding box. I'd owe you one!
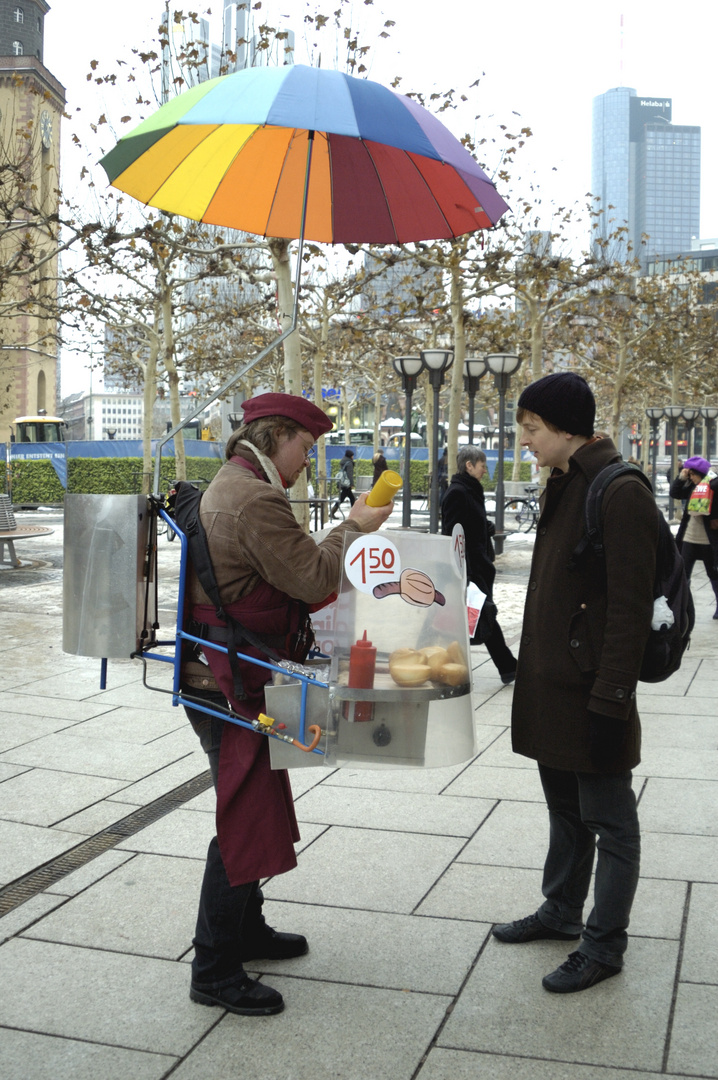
[441,446,516,683]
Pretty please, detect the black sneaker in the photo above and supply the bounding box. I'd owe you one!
[542,950,621,994]
[241,927,309,963]
[190,975,284,1016]
[492,912,581,944]
[500,671,517,685]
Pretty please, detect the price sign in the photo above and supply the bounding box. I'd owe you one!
[345,535,401,595]
[451,523,466,580]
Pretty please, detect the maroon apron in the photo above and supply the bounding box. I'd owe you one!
[192,458,312,887]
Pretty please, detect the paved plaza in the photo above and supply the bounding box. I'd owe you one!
[0,508,716,1080]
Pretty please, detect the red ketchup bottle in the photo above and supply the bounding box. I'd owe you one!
[347,630,376,722]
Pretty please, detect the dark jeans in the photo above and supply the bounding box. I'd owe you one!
[185,697,264,988]
[475,618,516,677]
[536,764,640,968]
[333,485,356,510]
[681,540,718,582]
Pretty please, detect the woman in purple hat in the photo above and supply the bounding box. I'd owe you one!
[670,455,718,617]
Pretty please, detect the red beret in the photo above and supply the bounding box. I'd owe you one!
[240,393,333,440]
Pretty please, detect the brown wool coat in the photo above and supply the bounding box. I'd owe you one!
[511,438,659,773]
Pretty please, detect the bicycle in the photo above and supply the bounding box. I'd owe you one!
[504,485,540,533]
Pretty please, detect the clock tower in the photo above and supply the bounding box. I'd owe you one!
[0,1,65,440]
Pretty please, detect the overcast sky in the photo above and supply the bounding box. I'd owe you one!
[43,0,718,234]
[41,0,718,392]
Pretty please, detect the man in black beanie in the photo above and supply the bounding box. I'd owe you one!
[491,372,660,993]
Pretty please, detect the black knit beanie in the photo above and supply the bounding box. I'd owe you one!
[517,373,595,436]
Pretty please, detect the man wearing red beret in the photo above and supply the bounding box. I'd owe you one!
[184,392,392,1018]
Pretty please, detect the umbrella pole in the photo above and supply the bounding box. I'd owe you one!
[152,132,316,494]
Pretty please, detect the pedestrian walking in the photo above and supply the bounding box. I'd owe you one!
[441,446,516,683]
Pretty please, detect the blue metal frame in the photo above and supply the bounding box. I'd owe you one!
[137,506,328,756]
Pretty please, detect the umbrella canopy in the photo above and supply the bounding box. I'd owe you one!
[100,64,509,245]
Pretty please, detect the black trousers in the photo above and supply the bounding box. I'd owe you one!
[473,617,516,677]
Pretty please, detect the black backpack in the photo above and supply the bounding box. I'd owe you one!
[164,481,281,700]
[570,461,695,684]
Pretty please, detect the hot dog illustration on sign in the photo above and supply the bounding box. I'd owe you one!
[373,568,446,607]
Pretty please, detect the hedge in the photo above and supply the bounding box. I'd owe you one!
[7,456,224,505]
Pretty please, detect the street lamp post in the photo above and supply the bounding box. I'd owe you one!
[392,356,425,528]
[699,406,718,460]
[486,353,522,556]
[463,355,487,444]
[681,406,698,458]
[645,407,664,487]
[421,348,454,534]
[664,405,684,521]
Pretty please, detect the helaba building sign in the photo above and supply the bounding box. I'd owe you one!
[630,96,672,140]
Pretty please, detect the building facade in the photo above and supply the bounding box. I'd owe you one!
[0,0,65,441]
[591,88,700,265]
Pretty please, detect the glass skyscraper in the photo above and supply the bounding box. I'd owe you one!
[592,87,700,264]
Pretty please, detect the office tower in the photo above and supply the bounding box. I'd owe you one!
[591,87,700,263]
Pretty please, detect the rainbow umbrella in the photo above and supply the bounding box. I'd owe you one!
[100,64,508,244]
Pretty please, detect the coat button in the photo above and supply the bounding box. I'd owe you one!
[570,639,580,648]
[539,527,547,535]
[530,581,537,590]
[523,635,531,645]
[615,689,625,699]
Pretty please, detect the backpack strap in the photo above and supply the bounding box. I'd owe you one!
[569,461,653,568]
[171,482,282,701]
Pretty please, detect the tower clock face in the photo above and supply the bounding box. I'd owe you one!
[40,110,52,150]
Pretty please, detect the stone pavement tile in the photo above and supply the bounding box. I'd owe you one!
[0,894,67,944]
[0,690,115,722]
[629,877,687,940]
[294,785,496,837]
[667,983,718,1076]
[0,761,30,781]
[0,767,125,826]
[473,729,536,771]
[633,695,712,717]
[639,777,718,835]
[681,883,718,982]
[416,863,541,923]
[637,669,698,698]
[85,674,177,712]
[51,798,141,835]
[105,752,208,805]
[443,763,545,802]
[641,831,718,882]
[0,820,81,887]
[169,976,452,1080]
[322,761,471,795]
[263,826,465,914]
[0,938,215,1055]
[116,807,214,860]
[22,853,202,960]
[0,1028,177,1080]
[251,899,490,994]
[638,746,718,781]
[67,705,188,745]
[0,714,80,753]
[0,730,193,781]
[636,711,718,746]
[0,712,82,756]
[45,849,137,896]
[419,1047,687,1080]
[177,785,215,812]
[22,664,144,702]
[293,820,328,855]
[439,935,678,1072]
[458,800,548,870]
[285,766,338,798]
